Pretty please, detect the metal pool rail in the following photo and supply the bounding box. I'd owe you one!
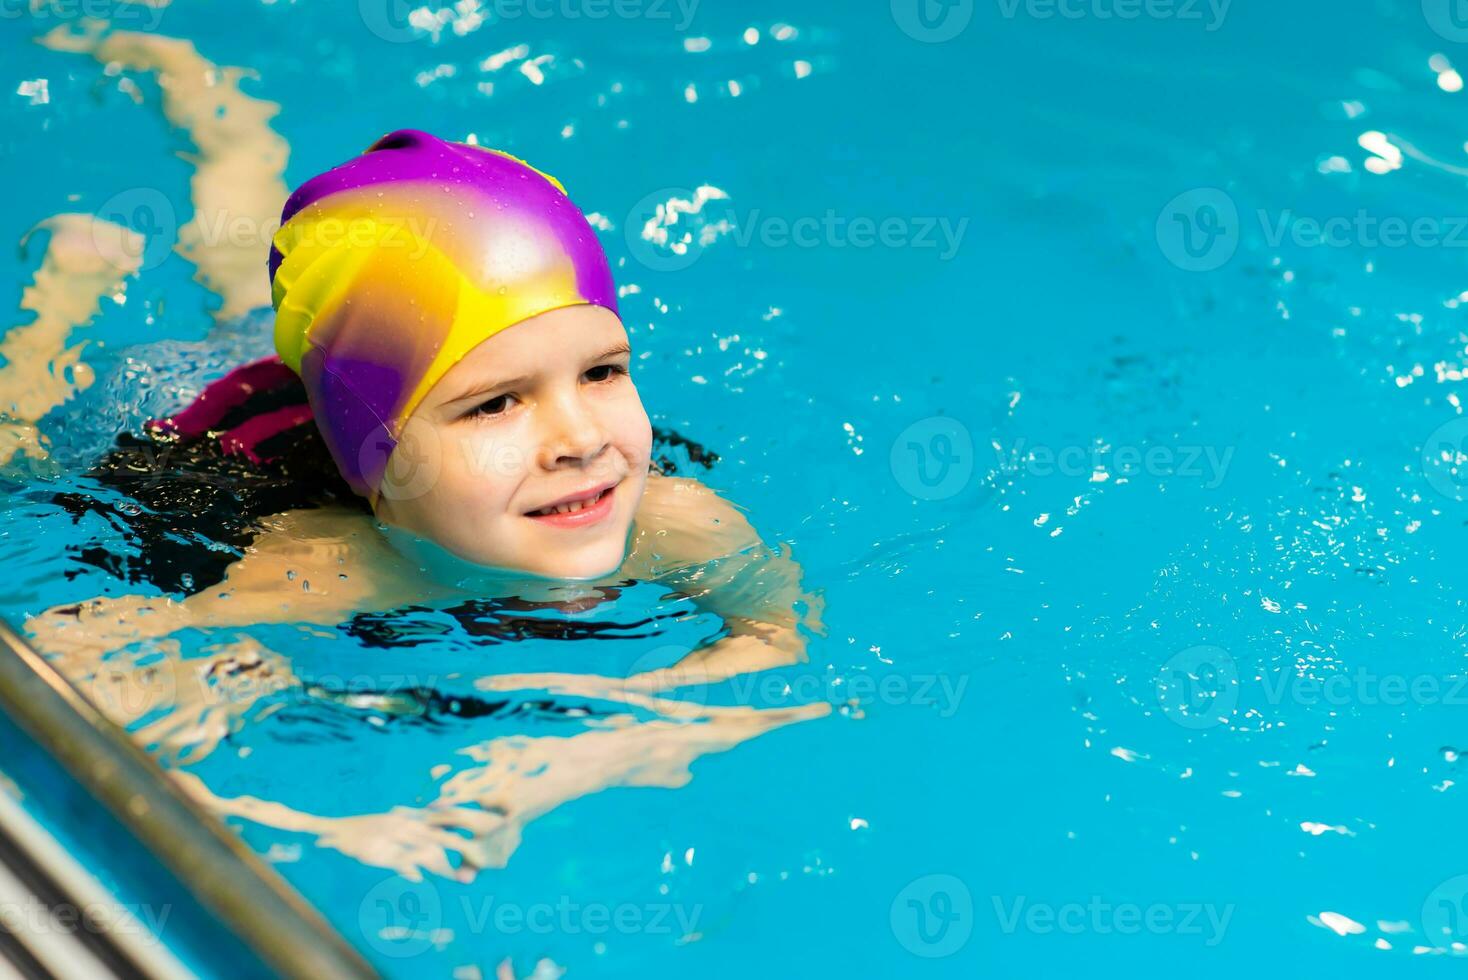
[0,618,378,980]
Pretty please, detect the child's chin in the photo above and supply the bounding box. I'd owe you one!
[498,531,624,582]
[538,546,627,582]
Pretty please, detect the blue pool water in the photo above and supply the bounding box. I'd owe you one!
[6,1,1468,976]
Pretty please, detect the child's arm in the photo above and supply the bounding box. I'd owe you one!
[628,472,826,683]
[24,507,447,679]
[174,697,827,879]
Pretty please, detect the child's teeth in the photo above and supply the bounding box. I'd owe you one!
[543,492,600,516]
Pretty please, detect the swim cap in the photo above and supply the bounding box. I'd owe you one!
[268,128,618,505]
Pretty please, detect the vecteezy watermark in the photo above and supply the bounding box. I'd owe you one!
[1158,186,1468,272]
[1154,645,1468,730]
[359,874,702,959]
[891,416,976,501]
[1260,669,1468,709]
[360,876,445,958]
[363,415,443,504]
[1422,417,1468,502]
[363,417,661,507]
[0,0,167,30]
[363,420,558,504]
[892,874,974,957]
[1424,0,1468,43]
[891,416,1235,501]
[0,448,60,484]
[992,896,1234,945]
[624,645,711,717]
[1156,188,1240,272]
[733,668,967,718]
[622,648,966,718]
[891,0,974,42]
[1155,646,1240,730]
[0,899,172,942]
[995,0,1231,30]
[1422,875,1468,948]
[195,211,438,264]
[625,187,968,272]
[1255,210,1468,250]
[359,0,700,43]
[994,438,1234,489]
[91,650,459,725]
[88,657,179,725]
[93,191,440,277]
[459,895,702,938]
[95,187,178,274]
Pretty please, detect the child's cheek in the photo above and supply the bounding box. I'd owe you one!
[619,387,655,465]
[447,428,520,512]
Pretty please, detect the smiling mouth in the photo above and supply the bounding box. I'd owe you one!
[527,486,612,517]
[523,479,621,527]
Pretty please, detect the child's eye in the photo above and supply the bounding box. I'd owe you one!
[467,394,515,420]
[584,364,628,384]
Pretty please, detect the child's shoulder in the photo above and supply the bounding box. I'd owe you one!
[623,472,760,575]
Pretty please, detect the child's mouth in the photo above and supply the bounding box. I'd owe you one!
[524,482,617,528]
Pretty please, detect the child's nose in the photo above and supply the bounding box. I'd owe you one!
[536,395,609,470]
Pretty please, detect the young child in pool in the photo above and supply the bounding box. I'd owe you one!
[29,129,825,696]
[21,130,829,878]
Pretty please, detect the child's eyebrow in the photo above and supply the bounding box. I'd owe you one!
[591,342,633,362]
[444,374,532,405]
[443,343,633,404]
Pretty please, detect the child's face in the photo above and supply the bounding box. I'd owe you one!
[372,305,652,580]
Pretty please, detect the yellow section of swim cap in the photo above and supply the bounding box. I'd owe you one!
[272,242,370,372]
[393,259,586,435]
[270,214,430,372]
